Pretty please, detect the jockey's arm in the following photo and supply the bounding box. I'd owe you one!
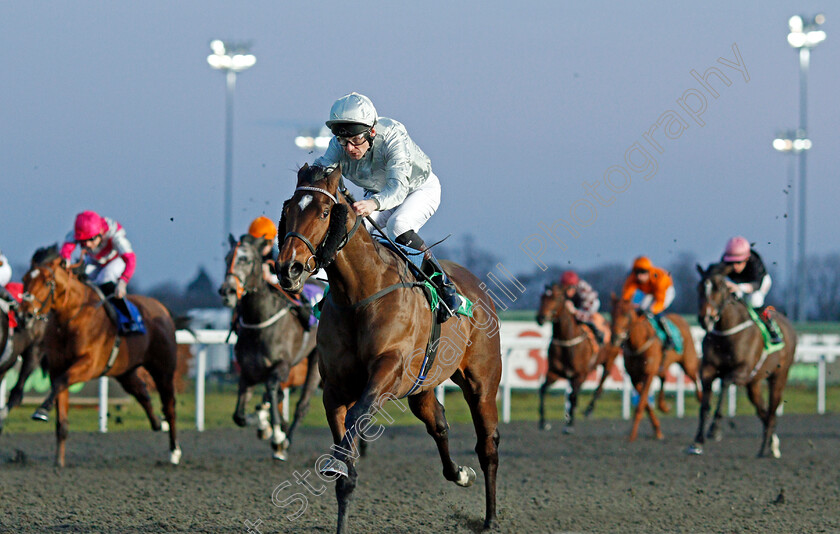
[370,132,411,211]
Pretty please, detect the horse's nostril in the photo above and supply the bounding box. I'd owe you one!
[288,262,303,279]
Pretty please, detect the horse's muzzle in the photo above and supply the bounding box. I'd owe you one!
[277,261,305,291]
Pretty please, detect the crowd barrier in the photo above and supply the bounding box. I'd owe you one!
[1,323,838,432]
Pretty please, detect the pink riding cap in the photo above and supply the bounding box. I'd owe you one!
[74,210,107,241]
[723,236,751,262]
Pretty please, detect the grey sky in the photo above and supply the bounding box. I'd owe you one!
[2,1,836,288]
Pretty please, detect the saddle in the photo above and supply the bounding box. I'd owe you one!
[646,314,684,354]
[745,305,785,353]
[87,283,146,336]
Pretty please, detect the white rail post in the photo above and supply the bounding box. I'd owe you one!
[818,354,826,415]
[196,345,207,432]
[502,347,512,424]
[435,384,445,406]
[282,387,290,422]
[675,365,685,418]
[98,377,109,433]
[728,383,737,417]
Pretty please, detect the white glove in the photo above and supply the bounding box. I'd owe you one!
[115,279,128,299]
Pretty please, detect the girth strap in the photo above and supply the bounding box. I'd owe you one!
[100,335,122,377]
[403,285,443,398]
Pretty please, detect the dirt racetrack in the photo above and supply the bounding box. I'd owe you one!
[1,413,839,533]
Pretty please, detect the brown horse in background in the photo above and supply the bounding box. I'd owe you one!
[535,281,615,432]
[687,264,796,458]
[609,295,701,441]
[20,257,180,467]
[276,165,502,533]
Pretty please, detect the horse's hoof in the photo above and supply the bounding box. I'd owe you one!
[31,409,49,422]
[655,433,664,441]
[685,444,704,455]
[170,447,182,465]
[455,466,476,488]
[562,426,575,435]
[482,518,501,531]
[232,414,247,428]
[319,457,348,478]
[658,404,671,414]
[707,428,723,442]
[159,420,170,433]
[539,422,551,431]
[770,434,781,458]
[272,450,288,461]
[583,406,594,418]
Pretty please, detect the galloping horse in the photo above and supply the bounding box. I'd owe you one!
[20,256,180,467]
[0,245,71,432]
[276,165,502,533]
[688,264,796,458]
[535,281,614,432]
[220,234,321,460]
[609,295,701,441]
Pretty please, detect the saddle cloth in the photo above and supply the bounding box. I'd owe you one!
[647,314,684,354]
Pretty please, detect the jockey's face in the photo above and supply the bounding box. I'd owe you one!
[339,128,374,160]
[79,235,102,251]
[564,286,576,298]
[730,260,747,274]
[634,269,650,284]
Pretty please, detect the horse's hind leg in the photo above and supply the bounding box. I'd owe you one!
[758,373,787,458]
[454,369,500,531]
[54,388,70,467]
[408,389,469,484]
[538,371,560,431]
[146,360,180,465]
[584,349,616,417]
[687,369,716,455]
[116,368,161,431]
[706,378,729,441]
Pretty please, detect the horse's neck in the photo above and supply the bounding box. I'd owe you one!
[717,297,750,328]
[628,314,654,347]
[325,217,396,305]
[553,306,580,339]
[54,277,99,323]
[241,276,284,318]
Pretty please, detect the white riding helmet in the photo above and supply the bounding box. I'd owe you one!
[325,92,378,136]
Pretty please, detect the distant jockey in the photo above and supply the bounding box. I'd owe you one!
[60,210,142,334]
[0,250,17,311]
[558,270,609,345]
[621,256,676,350]
[717,236,782,343]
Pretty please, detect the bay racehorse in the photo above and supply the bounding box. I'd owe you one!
[220,233,321,460]
[535,281,615,432]
[687,263,796,458]
[20,256,180,467]
[609,294,702,441]
[276,164,502,533]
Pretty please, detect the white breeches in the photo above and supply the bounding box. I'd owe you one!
[365,172,441,240]
[0,256,11,287]
[639,286,676,313]
[85,257,126,285]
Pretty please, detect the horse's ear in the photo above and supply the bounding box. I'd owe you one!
[228,234,237,247]
[325,164,342,190]
[696,263,705,277]
[610,292,617,304]
[296,163,310,185]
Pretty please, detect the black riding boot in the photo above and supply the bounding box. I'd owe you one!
[760,307,783,344]
[583,320,605,345]
[394,230,461,323]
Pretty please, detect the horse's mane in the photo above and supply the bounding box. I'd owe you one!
[705,262,731,279]
[31,244,60,266]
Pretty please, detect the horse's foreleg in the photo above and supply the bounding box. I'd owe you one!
[538,371,559,431]
[8,345,39,411]
[564,375,583,434]
[54,388,70,467]
[585,347,618,417]
[321,388,355,534]
[286,351,320,445]
[706,378,729,441]
[266,374,288,461]
[758,373,787,459]
[630,375,659,441]
[232,379,253,428]
[687,368,716,454]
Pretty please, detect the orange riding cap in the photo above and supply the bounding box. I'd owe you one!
[621,265,673,314]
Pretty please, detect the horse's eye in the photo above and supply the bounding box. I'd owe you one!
[321,209,330,219]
